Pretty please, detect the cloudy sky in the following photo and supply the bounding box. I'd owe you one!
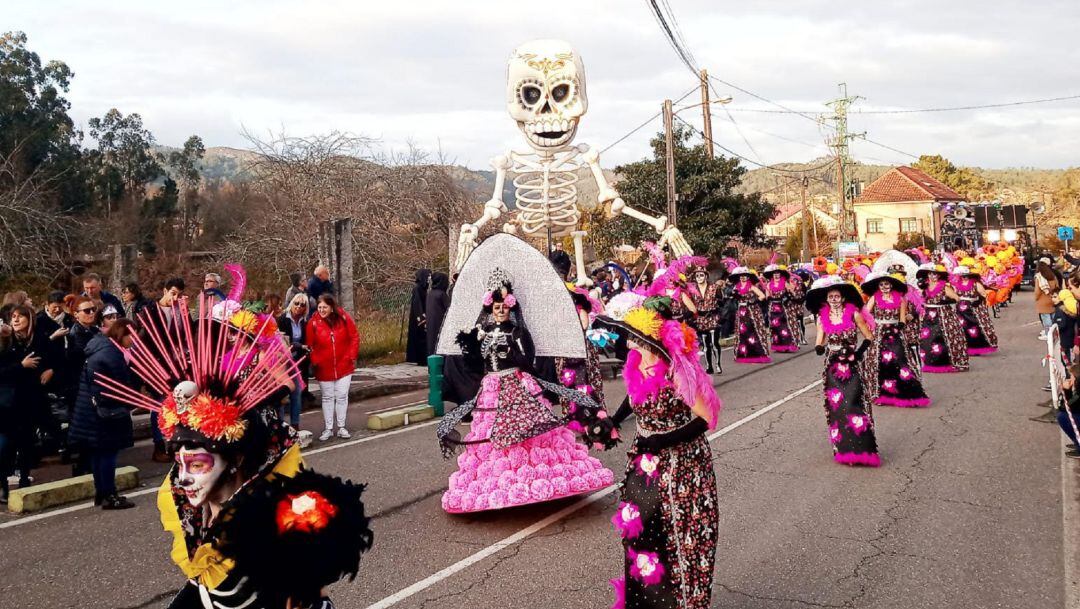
[9,0,1080,169]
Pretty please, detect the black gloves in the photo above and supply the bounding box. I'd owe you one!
[815,345,826,356]
[636,417,708,453]
[611,396,633,427]
[855,339,871,358]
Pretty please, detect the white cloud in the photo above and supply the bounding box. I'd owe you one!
[7,0,1080,170]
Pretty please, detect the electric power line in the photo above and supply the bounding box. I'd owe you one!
[600,86,699,154]
[673,114,835,174]
[853,93,1080,114]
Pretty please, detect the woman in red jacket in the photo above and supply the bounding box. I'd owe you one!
[306,294,360,441]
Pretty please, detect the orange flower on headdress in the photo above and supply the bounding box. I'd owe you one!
[188,395,247,442]
[276,491,338,534]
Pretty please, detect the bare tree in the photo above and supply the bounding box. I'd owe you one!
[221,130,475,301]
[0,142,78,275]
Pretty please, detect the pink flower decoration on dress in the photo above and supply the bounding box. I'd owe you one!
[611,501,645,539]
[559,368,577,386]
[739,308,748,317]
[968,327,979,337]
[781,329,789,337]
[882,379,898,393]
[739,323,748,333]
[520,374,542,396]
[928,310,938,319]
[832,362,851,380]
[826,387,844,408]
[899,367,912,380]
[628,548,666,586]
[882,351,895,363]
[738,345,747,354]
[829,425,841,444]
[748,337,757,345]
[771,318,781,327]
[848,414,869,434]
[931,343,942,354]
[634,454,661,484]
[920,327,931,339]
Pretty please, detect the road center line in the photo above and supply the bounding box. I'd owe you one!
[0,418,440,530]
[362,378,824,609]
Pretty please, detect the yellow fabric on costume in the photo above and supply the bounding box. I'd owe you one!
[1060,290,1078,316]
[158,443,305,589]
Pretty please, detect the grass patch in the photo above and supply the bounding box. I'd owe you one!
[355,307,407,365]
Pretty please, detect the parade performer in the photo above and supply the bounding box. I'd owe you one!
[862,272,931,408]
[788,268,811,345]
[96,287,373,609]
[548,249,608,407]
[807,276,880,467]
[435,235,616,513]
[917,263,970,372]
[763,264,799,353]
[594,292,721,609]
[951,266,999,355]
[730,267,771,363]
[688,266,723,374]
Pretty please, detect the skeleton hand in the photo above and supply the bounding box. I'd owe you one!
[659,225,693,257]
[456,224,480,270]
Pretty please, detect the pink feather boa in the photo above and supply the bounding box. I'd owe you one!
[767,275,787,294]
[658,320,721,429]
[924,280,945,299]
[873,292,901,310]
[647,254,708,298]
[819,303,858,334]
[224,262,246,302]
[624,349,671,405]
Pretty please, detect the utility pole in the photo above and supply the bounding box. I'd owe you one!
[825,83,864,250]
[800,176,810,262]
[699,69,714,159]
[663,98,677,225]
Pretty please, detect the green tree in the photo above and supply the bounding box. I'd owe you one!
[912,154,990,200]
[87,108,163,214]
[588,125,775,260]
[0,31,89,211]
[893,232,937,251]
[162,135,205,241]
[783,213,833,261]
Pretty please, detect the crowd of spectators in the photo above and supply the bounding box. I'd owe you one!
[0,264,355,507]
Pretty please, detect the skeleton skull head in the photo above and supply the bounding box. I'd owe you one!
[172,381,199,413]
[506,39,588,151]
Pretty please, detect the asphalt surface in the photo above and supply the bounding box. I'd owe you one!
[0,293,1064,609]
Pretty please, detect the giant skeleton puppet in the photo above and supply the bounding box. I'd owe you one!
[455,39,694,284]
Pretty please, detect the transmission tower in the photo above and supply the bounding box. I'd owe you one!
[824,83,864,244]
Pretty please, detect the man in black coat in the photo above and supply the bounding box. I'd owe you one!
[81,273,124,318]
[307,265,335,299]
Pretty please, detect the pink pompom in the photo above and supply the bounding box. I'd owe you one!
[516,464,537,485]
[473,494,489,511]
[461,454,480,471]
[489,489,508,509]
[627,548,666,586]
[567,420,586,433]
[552,476,570,495]
[584,471,604,488]
[466,480,482,495]
[570,476,588,492]
[528,447,546,465]
[503,294,517,308]
[497,470,515,489]
[530,479,554,501]
[552,464,569,478]
[588,456,604,469]
[534,463,552,480]
[574,461,592,476]
[475,443,493,459]
[448,472,464,489]
[508,446,529,469]
[443,489,463,511]
[507,482,530,505]
[599,469,615,485]
[611,501,644,539]
[493,457,512,475]
[476,461,494,479]
[481,478,497,494]
[555,448,572,463]
[460,493,475,512]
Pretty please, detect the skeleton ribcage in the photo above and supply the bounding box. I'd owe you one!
[512,151,582,238]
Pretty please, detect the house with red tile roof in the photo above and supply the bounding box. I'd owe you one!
[764,202,839,242]
[854,166,964,251]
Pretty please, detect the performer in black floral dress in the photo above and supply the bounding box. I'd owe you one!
[730,266,771,363]
[763,264,799,353]
[689,266,723,374]
[917,263,970,373]
[862,272,931,408]
[595,292,723,609]
[807,276,880,467]
[950,266,999,355]
[788,269,810,345]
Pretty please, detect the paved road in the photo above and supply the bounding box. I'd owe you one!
[0,294,1064,609]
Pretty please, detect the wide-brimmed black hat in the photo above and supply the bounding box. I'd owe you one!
[728,266,759,284]
[805,276,863,312]
[860,272,908,296]
[591,292,672,360]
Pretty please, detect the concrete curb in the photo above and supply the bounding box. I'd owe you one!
[367,405,435,431]
[8,466,140,514]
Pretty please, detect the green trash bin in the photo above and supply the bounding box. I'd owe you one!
[427,355,444,416]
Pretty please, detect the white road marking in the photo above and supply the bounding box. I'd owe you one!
[0,417,439,529]
[362,378,824,609]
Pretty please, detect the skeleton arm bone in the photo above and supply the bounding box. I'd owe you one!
[580,145,693,256]
[456,154,511,270]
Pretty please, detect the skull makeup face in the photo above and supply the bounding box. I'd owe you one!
[175,447,228,508]
[506,39,588,151]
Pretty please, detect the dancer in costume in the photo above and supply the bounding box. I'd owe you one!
[595,292,722,609]
[730,267,771,363]
[688,266,723,374]
[807,276,880,467]
[950,266,999,355]
[862,272,931,408]
[556,283,608,408]
[763,264,799,353]
[436,276,616,513]
[97,285,373,609]
[788,268,810,345]
[917,263,970,373]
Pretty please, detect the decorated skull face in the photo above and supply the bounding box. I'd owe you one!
[172,380,199,413]
[506,39,588,151]
[175,446,227,508]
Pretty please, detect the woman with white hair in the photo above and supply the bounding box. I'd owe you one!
[277,293,312,428]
